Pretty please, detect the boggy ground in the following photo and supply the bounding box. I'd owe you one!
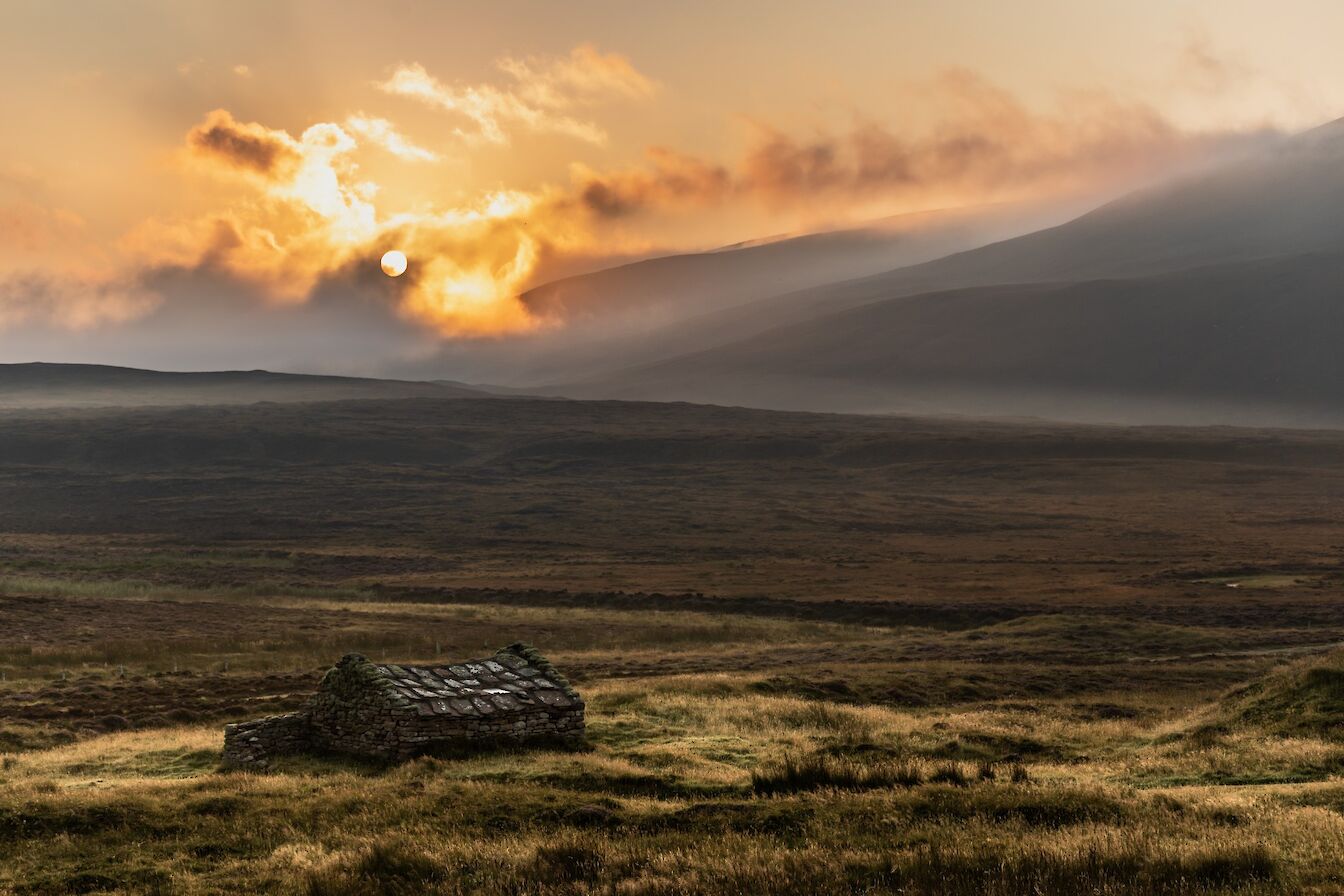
[3,397,1344,893]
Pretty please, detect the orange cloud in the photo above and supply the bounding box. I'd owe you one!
[573,148,732,217]
[500,42,657,104]
[131,110,589,336]
[0,196,156,330]
[0,271,156,330]
[0,200,88,254]
[3,67,1271,341]
[573,69,1241,221]
[345,114,440,162]
[378,44,655,146]
[186,109,303,180]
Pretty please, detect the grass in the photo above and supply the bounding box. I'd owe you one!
[0,673,1339,894]
[1217,651,1344,740]
[751,751,926,794]
[4,400,1344,891]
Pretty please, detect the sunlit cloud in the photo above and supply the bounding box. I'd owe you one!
[498,42,657,103]
[574,69,1260,221]
[0,200,156,329]
[186,109,303,180]
[378,44,655,145]
[572,147,732,217]
[0,194,155,331]
[0,200,87,254]
[0,60,1277,342]
[0,271,157,330]
[127,109,587,335]
[345,114,440,162]
[130,112,380,303]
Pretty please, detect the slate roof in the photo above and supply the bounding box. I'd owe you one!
[368,644,581,719]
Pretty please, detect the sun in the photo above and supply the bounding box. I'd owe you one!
[380,250,408,277]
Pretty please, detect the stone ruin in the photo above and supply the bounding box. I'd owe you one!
[222,644,584,767]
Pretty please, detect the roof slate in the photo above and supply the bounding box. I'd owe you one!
[368,646,579,719]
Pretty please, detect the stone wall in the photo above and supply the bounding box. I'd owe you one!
[306,654,585,761]
[221,649,585,767]
[305,655,404,760]
[222,711,313,768]
[312,700,584,760]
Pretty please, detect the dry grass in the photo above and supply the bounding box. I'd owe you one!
[4,400,1344,891]
[5,594,1344,893]
[2,674,1344,894]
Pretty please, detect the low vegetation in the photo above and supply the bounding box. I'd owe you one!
[2,649,1344,894]
[1218,651,1344,741]
[3,401,1344,892]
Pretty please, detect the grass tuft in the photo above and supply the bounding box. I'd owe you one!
[751,752,924,795]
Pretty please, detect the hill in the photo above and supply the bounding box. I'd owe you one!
[554,121,1344,426]
[430,201,1069,386]
[560,253,1344,426]
[0,363,487,409]
[681,121,1344,327]
[1217,650,1344,741]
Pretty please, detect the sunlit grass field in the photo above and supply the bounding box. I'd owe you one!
[3,577,1344,894]
[6,667,1344,895]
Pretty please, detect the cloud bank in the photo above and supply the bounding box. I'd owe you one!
[378,43,655,145]
[575,70,1256,221]
[0,58,1278,343]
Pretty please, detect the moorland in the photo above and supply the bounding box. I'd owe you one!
[4,396,1344,894]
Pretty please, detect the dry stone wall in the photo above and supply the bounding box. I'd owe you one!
[221,711,313,767]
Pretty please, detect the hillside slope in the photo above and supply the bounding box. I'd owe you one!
[429,202,1070,386]
[0,363,486,409]
[553,121,1344,425]
[565,253,1344,426]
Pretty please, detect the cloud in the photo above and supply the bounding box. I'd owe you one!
[345,114,440,162]
[572,148,732,217]
[9,67,1277,344]
[499,42,656,104]
[0,188,158,331]
[0,271,158,330]
[1177,34,1255,94]
[131,110,593,336]
[186,109,303,180]
[232,64,252,78]
[378,44,655,145]
[573,69,1260,219]
[0,200,88,254]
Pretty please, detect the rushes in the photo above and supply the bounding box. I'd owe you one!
[751,751,993,795]
[881,839,1281,896]
[295,832,1281,896]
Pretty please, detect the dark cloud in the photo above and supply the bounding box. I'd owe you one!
[573,147,732,218]
[572,69,1269,218]
[186,109,302,178]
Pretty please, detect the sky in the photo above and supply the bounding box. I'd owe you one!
[1,0,1342,372]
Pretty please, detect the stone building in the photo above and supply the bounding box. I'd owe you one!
[223,644,584,767]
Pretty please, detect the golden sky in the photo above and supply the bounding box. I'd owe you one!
[1,0,1341,341]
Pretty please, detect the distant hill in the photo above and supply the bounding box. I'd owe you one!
[429,201,1072,387]
[564,253,1344,426]
[519,202,1061,324]
[554,120,1344,427]
[677,121,1344,328]
[0,363,487,409]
